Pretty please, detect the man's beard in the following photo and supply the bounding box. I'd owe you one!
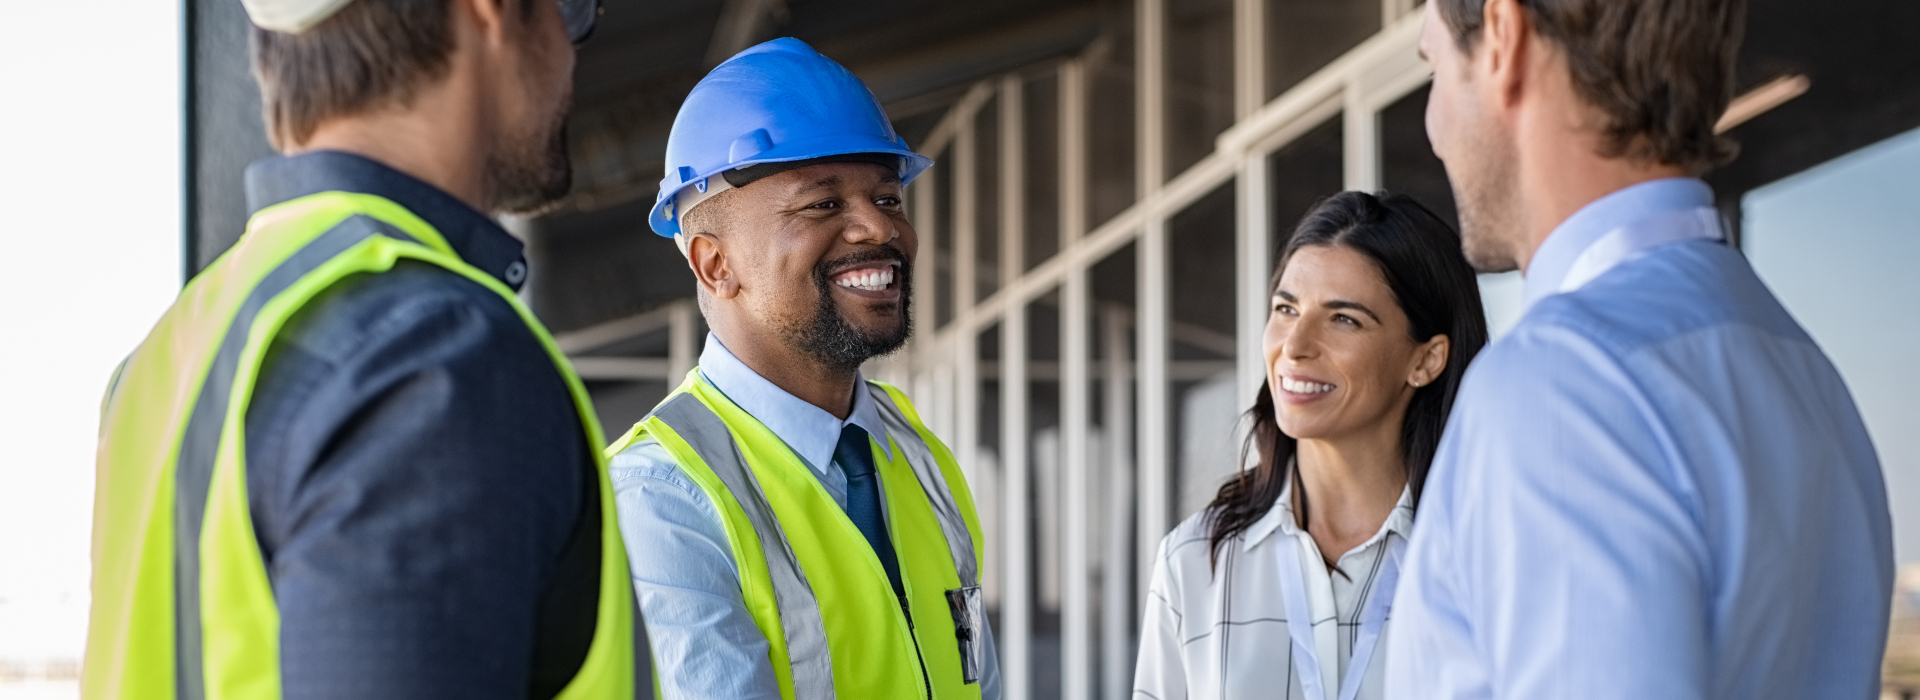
[1450,118,1523,274]
[486,93,574,216]
[786,247,915,374]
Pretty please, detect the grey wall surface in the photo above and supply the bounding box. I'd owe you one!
[185,0,274,279]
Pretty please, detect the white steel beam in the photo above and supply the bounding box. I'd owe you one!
[1099,304,1137,700]
[1001,75,1026,284]
[1234,0,1265,120]
[1236,153,1270,408]
[1061,271,1092,700]
[1060,56,1096,700]
[1002,300,1032,700]
[1134,215,1170,612]
[1138,0,1166,193]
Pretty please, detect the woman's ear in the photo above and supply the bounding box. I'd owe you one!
[1409,334,1451,388]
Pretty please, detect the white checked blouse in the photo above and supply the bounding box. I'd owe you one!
[1134,483,1413,700]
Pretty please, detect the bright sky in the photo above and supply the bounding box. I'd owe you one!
[0,0,181,663]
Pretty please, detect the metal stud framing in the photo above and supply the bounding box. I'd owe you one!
[897,7,1432,699]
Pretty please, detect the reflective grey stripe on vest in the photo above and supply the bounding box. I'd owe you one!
[650,393,838,700]
[173,215,416,700]
[865,385,979,588]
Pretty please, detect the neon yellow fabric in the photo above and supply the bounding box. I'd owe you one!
[87,192,635,700]
[607,375,985,700]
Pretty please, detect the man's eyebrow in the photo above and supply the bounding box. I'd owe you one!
[1275,290,1298,303]
[794,175,844,194]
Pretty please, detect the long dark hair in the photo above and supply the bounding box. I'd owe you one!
[1204,191,1489,567]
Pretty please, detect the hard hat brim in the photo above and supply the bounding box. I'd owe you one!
[648,143,933,237]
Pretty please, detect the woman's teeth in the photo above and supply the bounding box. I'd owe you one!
[834,267,894,292]
[1281,377,1335,394]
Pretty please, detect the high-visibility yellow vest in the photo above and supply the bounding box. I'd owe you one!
[608,375,988,700]
[85,192,636,700]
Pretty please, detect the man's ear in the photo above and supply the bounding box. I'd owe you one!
[1480,0,1532,110]
[687,233,741,301]
[449,0,509,51]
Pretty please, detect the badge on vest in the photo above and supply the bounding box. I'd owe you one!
[946,585,986,684]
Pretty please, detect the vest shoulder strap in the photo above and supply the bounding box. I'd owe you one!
[650,392,838,700]
[863,382,979,588]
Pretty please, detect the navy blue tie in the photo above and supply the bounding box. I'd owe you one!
[834,424,904,601]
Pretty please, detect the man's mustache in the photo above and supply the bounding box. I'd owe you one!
[816,245,912,282]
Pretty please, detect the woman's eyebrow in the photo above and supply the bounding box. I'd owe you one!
[1325,299,1382,323]
[1274,290,1382,323]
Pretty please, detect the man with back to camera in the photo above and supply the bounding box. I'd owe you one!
[85,1,642,698]
[605,38,1001,700]
[1386,0,1893,698]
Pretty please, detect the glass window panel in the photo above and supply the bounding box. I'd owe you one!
[975,97,1003,303]
[1264,0,1379,101]
[1026,289,1064,698]
[1379,84,1526,338]
[1267,115,1345,269]
[1164,0,1236,180]
[1167,183,1241,522]
[1025,71,1062,271]
[1380,84,1459,230]
[1089,242,1139,699]
[1087,4,1137,230]
[932,146,956,329]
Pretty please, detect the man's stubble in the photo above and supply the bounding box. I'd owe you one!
[1449,109,1525,274]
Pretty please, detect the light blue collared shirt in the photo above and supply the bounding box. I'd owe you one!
[1384,179,1894,699]
[611,334,1001,700]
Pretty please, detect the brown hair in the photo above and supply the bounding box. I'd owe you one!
[1434,0,1747,173]
[251,0,472,151]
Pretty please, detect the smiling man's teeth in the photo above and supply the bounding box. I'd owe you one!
[1281,377,1335,394]
[834,267,894,292]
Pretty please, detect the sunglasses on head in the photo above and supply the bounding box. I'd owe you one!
[559,0,602,46]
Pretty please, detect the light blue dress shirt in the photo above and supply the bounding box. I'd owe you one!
[611,333,1001,700]
[1384,179,1895,699]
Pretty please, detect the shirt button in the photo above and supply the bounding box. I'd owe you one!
[504,260,528,285]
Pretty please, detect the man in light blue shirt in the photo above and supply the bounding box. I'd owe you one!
[1387,1,1894,698]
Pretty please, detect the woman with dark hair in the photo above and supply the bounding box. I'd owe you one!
[1133,191,1488,700]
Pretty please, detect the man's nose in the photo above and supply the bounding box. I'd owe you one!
[843,200,898,245]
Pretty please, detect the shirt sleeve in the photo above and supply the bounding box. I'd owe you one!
[610,440,784,700]
[1132,533,1189,700]
[244,263,597,700]
[1388,329,1710,700]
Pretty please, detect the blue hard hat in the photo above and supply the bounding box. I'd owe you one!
[648,38,934,237]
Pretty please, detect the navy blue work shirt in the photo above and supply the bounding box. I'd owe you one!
[240,151,603,700]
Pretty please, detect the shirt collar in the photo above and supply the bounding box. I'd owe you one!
[243,150,531,292]
[696,333,895,475]
[1522,177,1715,310]
[1241,476,1414,553]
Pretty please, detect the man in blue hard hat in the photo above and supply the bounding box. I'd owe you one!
[606,38,1001,699]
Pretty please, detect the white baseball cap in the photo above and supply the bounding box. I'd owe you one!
[240,0,358,34]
